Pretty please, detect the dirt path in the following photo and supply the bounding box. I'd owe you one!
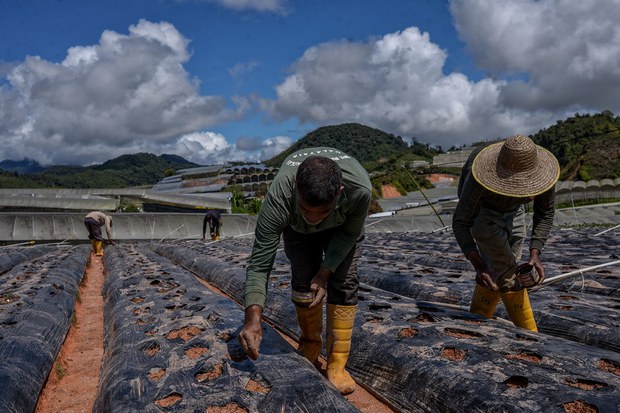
[35,253,104,413]
[34,252,394,413]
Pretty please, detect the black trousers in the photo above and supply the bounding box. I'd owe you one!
[84,217,102,241]
[283,226,363,306]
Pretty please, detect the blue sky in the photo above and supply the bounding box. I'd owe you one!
[1,0,619,166]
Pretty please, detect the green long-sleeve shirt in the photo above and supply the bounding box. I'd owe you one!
[452,148,556,257]
[244,147,372,309]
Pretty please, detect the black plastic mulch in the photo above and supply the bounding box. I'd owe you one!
[149,236,620,413]
[0,244,56,275]
[94,244,359,413]
[0,245,89,413]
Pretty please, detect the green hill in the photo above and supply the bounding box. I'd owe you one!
[531,111,620,180]
[264,123,440,198]
[265,123,437,168]
[1,113,618,189]
[0,153,199,189]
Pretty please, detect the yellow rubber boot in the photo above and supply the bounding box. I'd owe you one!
[95,240,104,256]
[326,304,357,395]
[469,284,501,318]
[501,289,538,332]
[90,240,97,254]
[294,304,323,363]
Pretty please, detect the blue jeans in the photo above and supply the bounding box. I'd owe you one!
[471,205,526,291]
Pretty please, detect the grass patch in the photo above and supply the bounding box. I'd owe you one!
[55,361,66,379]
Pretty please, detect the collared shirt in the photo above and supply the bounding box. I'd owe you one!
[244,147,372,309]
[452,147,555,257]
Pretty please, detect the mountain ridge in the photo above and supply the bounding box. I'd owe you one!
[1,112,618,188]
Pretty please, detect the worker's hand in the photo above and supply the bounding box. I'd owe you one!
[238,305,263,360]
[467,251,499,291]
[528,248,545,285]
[309,267,331,308]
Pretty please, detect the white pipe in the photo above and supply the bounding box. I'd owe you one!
[594,223,620,236]
[160,224,184,242]
[3,240,36,247]
[365,219,384,227]
[431,224,452,233]
[533,260,620,289]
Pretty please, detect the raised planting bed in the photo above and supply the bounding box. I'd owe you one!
[150,237,620,413]
[95,244,359,412]
[0,245,90,413]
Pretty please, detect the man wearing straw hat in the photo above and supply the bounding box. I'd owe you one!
[452,134,560,331]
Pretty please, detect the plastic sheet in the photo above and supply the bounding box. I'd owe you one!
[149,238,620,412]
[0,245,89,413]
[94,244,358,413]
[0,244,55,274]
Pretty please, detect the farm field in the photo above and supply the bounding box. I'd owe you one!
[0,228,619,412]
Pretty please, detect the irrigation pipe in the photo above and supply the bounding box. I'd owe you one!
[431,224,452,233]
[365,219,384,228]
[531,260,620,290]
[160,224,184,242]
[233,232,255,238]
[594,223,620,236]
[171,234,202,243]
[3,240,36,247]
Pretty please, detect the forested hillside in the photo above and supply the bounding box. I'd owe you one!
[532,111,620,180]
[0,153,198,188]
[264,123,441,197]
[264,123,438,169]
[1,113,617,189]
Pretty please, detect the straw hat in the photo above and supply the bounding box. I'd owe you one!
[471,134,560,197]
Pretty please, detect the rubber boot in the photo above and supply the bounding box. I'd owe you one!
[90,240,97,254]
[501,289,538,332]
[469,284,501,318]
[294,304,323,363]
[326,304,357,395]
[95,240,104,256]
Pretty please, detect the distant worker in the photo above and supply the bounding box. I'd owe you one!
[238,147,372,395]
[84,211,115,256]
[452,134,559,331]
[202,210,222,241]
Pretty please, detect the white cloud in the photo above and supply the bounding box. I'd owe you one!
[0,19,243,165]
[207,0,287,13]
[163,131,292,164]
[451,0,620,111]
[259,135,293,160]
[271,27,539,147]
[271,2,620,147]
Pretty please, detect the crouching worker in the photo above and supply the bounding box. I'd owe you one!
[452,134,559,331]
[238,147,371,395]
[202,210,222,241]
[84,211,115,256]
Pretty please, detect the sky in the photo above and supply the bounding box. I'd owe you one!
[1,0,619,167]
